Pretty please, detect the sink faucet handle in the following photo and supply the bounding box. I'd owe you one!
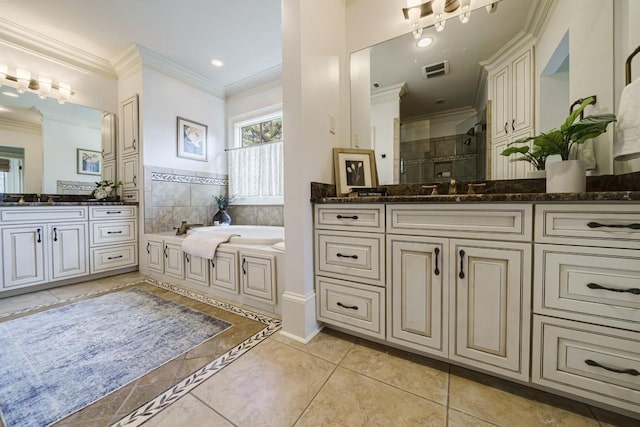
[467,183,487,195]
[449,179,457,195]
[421,185,439,195]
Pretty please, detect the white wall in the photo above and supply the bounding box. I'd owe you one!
[282,0,347,341]
[614,0,640,173]
[535,0,614,174]
[349,48,372,149]
[0,124,42,193]
[142,68,226,174]
[42,116,101,193]
[371,94,398,184]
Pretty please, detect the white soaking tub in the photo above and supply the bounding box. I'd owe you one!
[187,225,284,245]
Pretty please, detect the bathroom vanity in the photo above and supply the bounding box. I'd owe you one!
[312,180,640,418]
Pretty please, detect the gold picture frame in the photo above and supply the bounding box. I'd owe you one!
[333,148,378,197]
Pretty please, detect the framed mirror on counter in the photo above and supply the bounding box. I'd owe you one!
[350,0,621,184]
[0,86,116,195]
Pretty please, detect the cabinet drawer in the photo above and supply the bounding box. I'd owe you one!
[316,276,385,339]
[90,206,136,220]
[90,220,137,246]
[90,244,137,273]
[315,204,384,232]
[315,230,384,286]
[534,244,640,331]
[121,190,139,203]
[0,207,87,223]
[532,315,640,415]
[535,204,640,249]
[387,204,532,241]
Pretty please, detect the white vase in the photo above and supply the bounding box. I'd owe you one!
[526,169,546,179]
[546,159,586,193]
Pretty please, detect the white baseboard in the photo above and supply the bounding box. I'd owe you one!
[280,290,321,342]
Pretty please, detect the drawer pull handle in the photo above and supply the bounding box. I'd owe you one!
[53,227,58,242]
[587,221,640,230]
[336,215,359,220]
[434,247,440,276]
[164,245,168,258]
[587,282,640,295]
[146,242,150,254]
[585,359,639,376]
[458,249,465,279]
[210,259,215,268]
[504,122,508,133]
[336,253,358,259]
[37,228,41,243]
[242,258,247,275]
[185,253,190,263]
[106,211,122,214]
[107,255,124,260]
[337,302,359,310]
[107,231,123,234]
[511,119,515,131]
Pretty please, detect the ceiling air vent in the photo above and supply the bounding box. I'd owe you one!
[422,60,450,79]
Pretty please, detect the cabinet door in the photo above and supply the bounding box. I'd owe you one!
[185,253,209,286]
[511,49,532,133]
[240,252,276,304]
[101,112,116,161]
[492,64,510,140]
[102,160,116,183]
[449,239,531,381]
[387,236,448,357]
[164,243,184,279]
[212,250,238,293]
[121,155,139,191]
[49,223,87,281]
[120,95,139,157]
[1,226,47,289]
[145,239,164,274]
[491,139,510,180]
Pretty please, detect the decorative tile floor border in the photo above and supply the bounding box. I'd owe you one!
[150,172,228,186]
[112,277,281,427]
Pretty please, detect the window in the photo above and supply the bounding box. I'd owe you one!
[228,109,283,204]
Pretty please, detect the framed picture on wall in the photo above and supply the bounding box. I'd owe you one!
[77,148,102,175]
[177,117,208,161]
[333,148,378,196]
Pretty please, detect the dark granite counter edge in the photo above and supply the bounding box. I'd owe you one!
[0,201,139,206]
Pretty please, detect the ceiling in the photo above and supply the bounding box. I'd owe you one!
[0,0,283,93]
[369,0,531,119]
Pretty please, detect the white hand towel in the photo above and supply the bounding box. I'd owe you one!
[614,77,640,161]
[182,231,238,260]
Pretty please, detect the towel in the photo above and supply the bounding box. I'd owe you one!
[614,77,640,161]
[181,230,238,260]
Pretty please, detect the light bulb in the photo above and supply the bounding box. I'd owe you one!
[16,69,31,94]
[435,20,446,32]
[459,12,471,23]
[57,82,71,104]
[38,77,51,99]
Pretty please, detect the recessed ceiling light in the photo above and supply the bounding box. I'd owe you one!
[2,91,18,98]
[211,59,224,67]
[416,37,433,48]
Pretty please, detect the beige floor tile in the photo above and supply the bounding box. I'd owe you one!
[449,367,599,427]
[590,406,640,427]
[447,409,498,427]
[142,393,232,427]
[272,327,356,364]
[0,289,58,315]
[47,279,123,299]
[192,338,335,427]
[340,340,449,405]
[295,367,447,426]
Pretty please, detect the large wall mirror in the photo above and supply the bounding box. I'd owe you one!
[350,0,617,184]
[0,87,112,195]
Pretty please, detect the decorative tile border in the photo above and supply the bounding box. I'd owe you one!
[112,277,281,427]
[151,172,228,186]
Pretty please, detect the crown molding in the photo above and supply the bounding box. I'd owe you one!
[111,45,143,80]
[40,108,101,129]
[225,64,283,97]
[0,117,42,135]
[525,0,555,38]
[0,18,117,81]
[371,82,407,104]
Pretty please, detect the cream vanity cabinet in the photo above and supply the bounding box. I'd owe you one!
[240,251,276,304]
[119,94,140,203]
[0,207,88,290]
[532,204,640,415]
[314,204,386,340]
[387,204,533,381]
[89,206,138,274]
[101,112,117,183]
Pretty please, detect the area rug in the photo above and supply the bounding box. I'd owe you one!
[0,287,232,427]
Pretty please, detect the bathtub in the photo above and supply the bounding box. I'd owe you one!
[187,225,284,245]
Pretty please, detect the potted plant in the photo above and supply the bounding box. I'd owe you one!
[501,97,616,192]
[92,180,122,200]
[212,194,234,225]
[500,144,551,178]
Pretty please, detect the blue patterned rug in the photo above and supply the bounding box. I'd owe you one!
[0,288,231,427]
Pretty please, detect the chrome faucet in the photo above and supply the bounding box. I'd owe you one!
[449,179,457,195]
[174,221,205,236]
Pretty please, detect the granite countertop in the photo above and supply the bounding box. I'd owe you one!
[0,194,138,206]
[0,201,138,207]
[310,172,640,204]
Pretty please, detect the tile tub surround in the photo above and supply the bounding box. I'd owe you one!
[226,204,284,226]
[144,166,228,233]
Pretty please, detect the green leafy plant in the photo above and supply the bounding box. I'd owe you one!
[214,194,234,210]
[94,180,122,190]
[501,96,616,164]
[500,144,551,171]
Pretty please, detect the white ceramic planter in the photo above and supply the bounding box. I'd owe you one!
[546,159,586,193]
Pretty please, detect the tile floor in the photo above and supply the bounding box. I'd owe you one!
[1,273,638,427]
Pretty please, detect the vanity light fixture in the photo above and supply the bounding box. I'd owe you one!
[459,0,471,23]
[0,66,73,103]
[417,36,434,48]
[405,1,500,35]
[403,0,432,40]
